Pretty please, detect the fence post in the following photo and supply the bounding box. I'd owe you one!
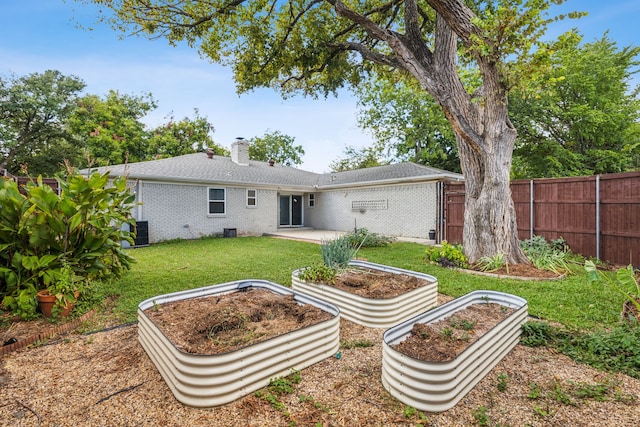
[530,180,534,239]
[596,175,600,260]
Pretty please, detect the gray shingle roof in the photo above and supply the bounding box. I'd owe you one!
[84,152,462,189]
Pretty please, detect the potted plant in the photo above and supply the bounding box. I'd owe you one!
[37,263,83,318]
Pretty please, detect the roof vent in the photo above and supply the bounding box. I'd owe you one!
[206,149,214,159]
[268,158,275,167]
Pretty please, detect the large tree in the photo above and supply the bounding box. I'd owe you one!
[83,0,580,263]
[147,110,225,159]
[509,32,640,179]
[68,90,156,167]
[0,70,85,174]
[249,130,305,166]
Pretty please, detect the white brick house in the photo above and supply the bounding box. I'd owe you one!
[87,139,462,244]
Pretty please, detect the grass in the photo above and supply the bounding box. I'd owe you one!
[358,244,625,330]
[99,236,322,322]
[99,237,628,331]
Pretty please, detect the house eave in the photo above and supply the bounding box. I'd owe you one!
[104,171,314,192]
[316,174,464,190]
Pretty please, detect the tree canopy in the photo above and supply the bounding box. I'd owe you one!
[510,32,640,179]
[329,144,390,171]
[249,130,305,166]
[0,70,225,175]
[69,90,157,166]
[147,110,221,159]
[0,70,85,174]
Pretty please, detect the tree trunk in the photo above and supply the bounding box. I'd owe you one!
[457,130,529,264]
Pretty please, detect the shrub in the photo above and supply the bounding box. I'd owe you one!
[475,253,506,272]
[0,172,137,319]
[321,236,357,268]
[342,228,395,248]
[520,235,571,274]
[424,241,468,268]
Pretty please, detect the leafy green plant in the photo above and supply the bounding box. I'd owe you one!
[471,406,491,426]
[520,236,570,274]
[43,262,86,317]
[424,241,468,268]
[451,317,475,331]
[475,253,506,273]
[299,263,337,284]
[521,320,640,380]
[440,327,454,339]
[520,321,554,347]
[342,228,395,248]
[0,172,137,318]
[403,405,417,418]
[497,373,510,392]
[254,369,301,413]
[585,260,640,315]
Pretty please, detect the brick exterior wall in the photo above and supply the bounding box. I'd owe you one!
[304,183,438,239]
[137,182,278,243]
[134,180,439,243]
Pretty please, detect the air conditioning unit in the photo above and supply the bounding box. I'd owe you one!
[130,220,149,247]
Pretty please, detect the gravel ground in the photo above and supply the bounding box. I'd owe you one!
[2,310,640,427]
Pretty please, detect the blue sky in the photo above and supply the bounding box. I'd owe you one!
[1,0,638,173]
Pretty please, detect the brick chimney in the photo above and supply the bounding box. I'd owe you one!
[231,138,249,166]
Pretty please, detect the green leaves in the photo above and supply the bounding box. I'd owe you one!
[510,33,640,178]
[585,261,640,313]
[248,130,305,166]
[0,172,137,318]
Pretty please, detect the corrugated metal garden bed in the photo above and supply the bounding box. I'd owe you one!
[138,280,340,407]
[382,290,528,412]
[292,260,438,328]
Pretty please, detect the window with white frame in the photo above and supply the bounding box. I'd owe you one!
[208,188,226,215]
[246,189,257,207]
[308,193,315,208]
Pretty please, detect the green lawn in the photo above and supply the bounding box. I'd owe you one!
[99,236,627,331]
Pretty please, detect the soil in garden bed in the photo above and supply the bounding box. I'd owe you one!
[392,303,516,361]
[330,268,433,299]
[143,289,333,354]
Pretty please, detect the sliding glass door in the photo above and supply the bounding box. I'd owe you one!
[279,195,303,227]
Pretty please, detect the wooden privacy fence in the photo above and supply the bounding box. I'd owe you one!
[1,169,59,194]
[443,172,640,266]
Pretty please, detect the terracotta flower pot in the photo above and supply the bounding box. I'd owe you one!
[37,290,78,318]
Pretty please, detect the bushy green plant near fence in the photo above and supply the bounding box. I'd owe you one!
[424,241,468,268]
[0,172,137,318]
[520,235,571,274]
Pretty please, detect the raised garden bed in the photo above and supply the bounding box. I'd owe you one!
[381,290,528,412]
[292,260,438,328]
[138,280,340,408]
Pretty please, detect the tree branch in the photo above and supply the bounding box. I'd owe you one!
[424,0,479,46]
